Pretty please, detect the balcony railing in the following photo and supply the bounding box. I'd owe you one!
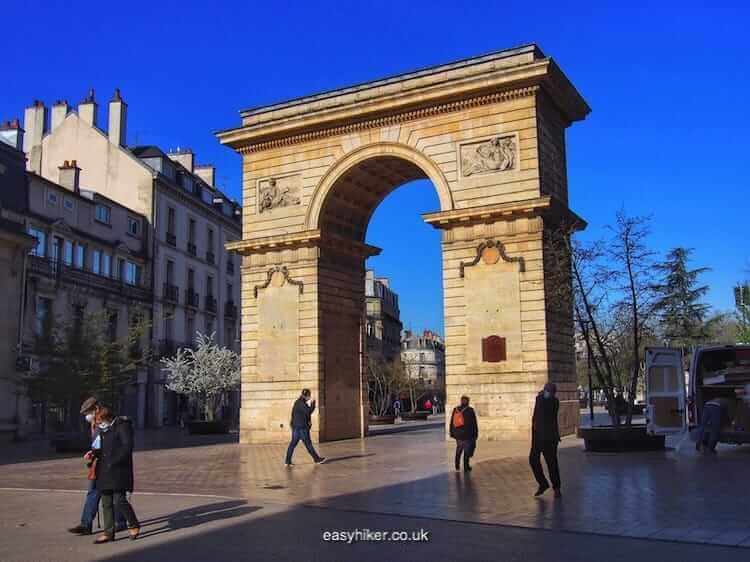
[163,283,179,303]
[27,256,151,302]
[206,251,215,265]
[224,301,237,319]
[205,295,217,313]
[185,289,199,308]
[166,232,176,247]
[187,242,197,256]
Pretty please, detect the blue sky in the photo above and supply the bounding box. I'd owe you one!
[3,1,748,334]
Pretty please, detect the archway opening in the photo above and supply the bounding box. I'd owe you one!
[316,154,445,440]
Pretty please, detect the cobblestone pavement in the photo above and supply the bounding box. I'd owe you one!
[1,419,749,558]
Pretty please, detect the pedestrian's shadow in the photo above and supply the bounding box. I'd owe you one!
[320,453,376,464]
[133,500,260,540]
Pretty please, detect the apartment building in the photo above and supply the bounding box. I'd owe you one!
[21,90,241,427]
[401,330,446,392]
[365,270,402,363]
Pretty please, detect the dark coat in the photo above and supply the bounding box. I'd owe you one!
[95,417,135,492]
[449,406,478,441]
[532,394,560,444]
[290,397,315,429]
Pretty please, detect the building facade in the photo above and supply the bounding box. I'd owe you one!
[401,330,446,393]
[20,90,242,427]
[364,270,402,363]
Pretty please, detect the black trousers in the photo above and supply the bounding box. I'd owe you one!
[529,441,561,489]
[100,490,139,536]
[455,439,475,470]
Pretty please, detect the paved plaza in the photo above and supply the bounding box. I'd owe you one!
[1,418,749,561]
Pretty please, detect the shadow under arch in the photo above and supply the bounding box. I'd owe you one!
[304,142,454,236]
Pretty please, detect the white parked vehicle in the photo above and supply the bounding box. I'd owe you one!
[645,345,750,444]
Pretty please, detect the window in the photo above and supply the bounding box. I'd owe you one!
[92,250,101,275]
[201,189,213,205]
[124,262,142,286]
[102,253,111,277]
[35,297,52,337]
[127,217,140,237]
[205,318,214,335]
[166,260,175,284]
[107,310,118,341]
[47,191,59,206]
[63,197,74,212]
[27,227,46,257]
[225,322,235,348]
[164,312,174,340]
[117,258,126,280]
[207,228,214,252]
[167,207,176,234]
[188,218,196,244]
[63,240,73,266]
[186,315,194,345]
[227,283,233,298]
[187,268,195,290]
[95,204,111,224]
[74,244,85,269]
[206,275,214,296]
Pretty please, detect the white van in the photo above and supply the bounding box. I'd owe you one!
[645,345,750,443]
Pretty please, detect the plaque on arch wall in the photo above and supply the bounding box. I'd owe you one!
[482,336,506,363]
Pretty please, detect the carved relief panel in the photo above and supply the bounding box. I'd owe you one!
[460,134,518,177]
[257,174,301,213]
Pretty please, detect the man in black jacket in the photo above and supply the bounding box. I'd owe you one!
[285,389,326,466]
[449,395,479,472]
[529,383,562,498]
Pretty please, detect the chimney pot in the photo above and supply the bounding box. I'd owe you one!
[108,89,127,146]
[58,160,81,193]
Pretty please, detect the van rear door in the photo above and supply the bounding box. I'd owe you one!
[645,347,686,435]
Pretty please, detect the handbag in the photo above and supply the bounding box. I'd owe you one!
[86,458,98,481]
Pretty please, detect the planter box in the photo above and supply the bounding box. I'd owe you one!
[578,425,665,452]
[186,421,229,435]
[400,411,430,421]
[368,415,396,426]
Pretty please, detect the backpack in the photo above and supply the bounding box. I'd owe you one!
[452,408,465,428]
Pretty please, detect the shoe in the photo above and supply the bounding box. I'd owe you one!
[464,465,472,472]
[534,484,550,497]
[315,457,327,464]
[93,534,114,544]
[284,462,293,467]
[553,488,562,498]
[695,441,702,452]
[68,525,91,535]
[128,527,140,541]
[455,465,461,472]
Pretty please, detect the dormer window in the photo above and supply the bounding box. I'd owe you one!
[95,204,111,225]
[127,216,141,237]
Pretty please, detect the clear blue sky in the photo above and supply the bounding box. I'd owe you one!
[3,1,748,334]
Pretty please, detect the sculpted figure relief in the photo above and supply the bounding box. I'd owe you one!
[258,177,301,213]
[462,136,516,176]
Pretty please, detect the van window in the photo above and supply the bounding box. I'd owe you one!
[697,348,750,382]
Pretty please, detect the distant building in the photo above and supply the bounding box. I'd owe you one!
[19,90,242,427]
[401,330,446,393]
[365,270,402,363]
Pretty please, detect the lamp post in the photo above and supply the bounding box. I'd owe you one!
[587,341,594,425]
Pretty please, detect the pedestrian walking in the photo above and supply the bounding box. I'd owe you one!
[695,396,734,454]
[424,398,432,414]
[284,389,326,466]
[67,397,126,536]
[393,399,401,418]
[449,395,478,472]
[529,383,562,498]
[92,405,140,544]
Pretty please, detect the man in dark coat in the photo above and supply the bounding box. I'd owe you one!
[449,395,479,472]
[529,383,562,498]
[284,389,326,466]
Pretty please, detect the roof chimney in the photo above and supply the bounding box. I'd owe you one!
[78,89,98,128]
[194,164,215,186]
[51,100,69,131]
[167,147,194,172]
[0,119,24,151]
[23,100,46,173]
[108,89,127,146]
[58,160,81,193]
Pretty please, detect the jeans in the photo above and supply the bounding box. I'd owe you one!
[529,440,561,489]
[80,479,126,531]
[696,403,722,451]
[285,427,322,464]
[100,490,139,537]
[455,439,476,470]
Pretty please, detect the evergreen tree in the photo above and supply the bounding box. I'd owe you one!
[655,247,711,350]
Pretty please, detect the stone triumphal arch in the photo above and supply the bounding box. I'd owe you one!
[218,45,590,443]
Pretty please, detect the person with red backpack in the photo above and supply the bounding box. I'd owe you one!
[449,395,478,472]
